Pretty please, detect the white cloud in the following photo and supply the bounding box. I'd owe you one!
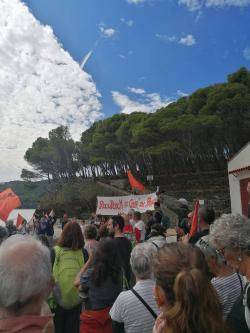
[243,46,250,60]
[179,0,250,11]
[99,25,117,38]
[127,0,158,4]
[120,18,134,27]
[127,0,148,3]
[99,23,117,38]
[112,88,172,114]
[0,0,102,181]
[156,33,196,46]
[156,34,177,42]
[118,50,133,60]
[179,34,196,46]
[177,90,189,97]
[178,0,203,11]
[128,87,146,94]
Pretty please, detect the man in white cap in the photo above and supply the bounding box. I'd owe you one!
[176,198,190,233]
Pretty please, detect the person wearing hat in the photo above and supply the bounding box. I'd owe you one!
[176,198,190,232]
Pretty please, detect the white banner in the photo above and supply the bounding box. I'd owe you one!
[96,192,157,216]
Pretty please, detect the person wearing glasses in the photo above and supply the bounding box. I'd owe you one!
[210,214,250,333]
[196,235,245,319]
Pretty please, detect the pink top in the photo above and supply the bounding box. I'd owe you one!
[0,315,52,333]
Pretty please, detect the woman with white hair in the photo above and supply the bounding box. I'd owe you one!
[0,235,53,333]
[196,235,245,318]
[210,214,250,333]
[110,242,159,333]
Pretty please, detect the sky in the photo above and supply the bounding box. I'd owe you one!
[0,0,250,182]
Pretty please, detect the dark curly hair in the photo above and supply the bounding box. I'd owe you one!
[91,238,121,287]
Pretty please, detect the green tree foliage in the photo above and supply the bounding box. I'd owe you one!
[22,68,250,182]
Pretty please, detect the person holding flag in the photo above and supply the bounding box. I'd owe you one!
[16,213,28,234]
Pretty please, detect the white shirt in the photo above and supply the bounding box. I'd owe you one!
[134,220,146,241]
[110,279,160,333]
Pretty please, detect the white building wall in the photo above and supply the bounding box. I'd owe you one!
[228,143,250,214]
[228,171,250,214]
[228,144,250,171]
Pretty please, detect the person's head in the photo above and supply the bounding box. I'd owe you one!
[196,235,226,276]
[91,238,121,287]
[6,220,14,228]
[58,221,84,250]
[134,211,141,222]
[107,215,125,236]
[148,223,166,238]
[37,234,50,248]
[0,227,8,245]
[153,243,226,333]
[127,209,135,220]
[0,235,52,316]
[154,201,161,210]
[84,225,97,241]
[145,210,153,221]
[178,198,188,207]
[130,242,156,280]
[98,223,109,240]
[198,206,215,228]
[6,220,16,236]
[210,214,250,276]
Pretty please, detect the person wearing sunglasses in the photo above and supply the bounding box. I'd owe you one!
[196,235,245,319]
[210,214,250,333]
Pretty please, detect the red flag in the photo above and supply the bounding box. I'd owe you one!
[0,188,21,222]
[127,170,145,192]
[189,200,200,237]
[16,213,24,228]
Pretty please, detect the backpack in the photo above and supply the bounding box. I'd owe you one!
[38,218,48,233]
[52,246,84,309]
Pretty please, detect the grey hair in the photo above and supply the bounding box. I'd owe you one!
[0,235,51,311]
[196,235,224,266]
[130,242,156,279]
[210,214,250,253]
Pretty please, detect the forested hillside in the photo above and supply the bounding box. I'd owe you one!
[0,181,49,208]
[22,67,250,183]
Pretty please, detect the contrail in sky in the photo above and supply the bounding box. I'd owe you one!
[80,50,93,69]
[80,39,100,69]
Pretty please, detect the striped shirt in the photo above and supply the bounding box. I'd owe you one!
[110,279,160,333]
[212,272,245,319]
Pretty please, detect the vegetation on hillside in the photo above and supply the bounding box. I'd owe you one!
[0,181,49,208]
[22,67,250,183]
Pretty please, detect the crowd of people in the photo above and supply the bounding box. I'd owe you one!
[0,197,249,333]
